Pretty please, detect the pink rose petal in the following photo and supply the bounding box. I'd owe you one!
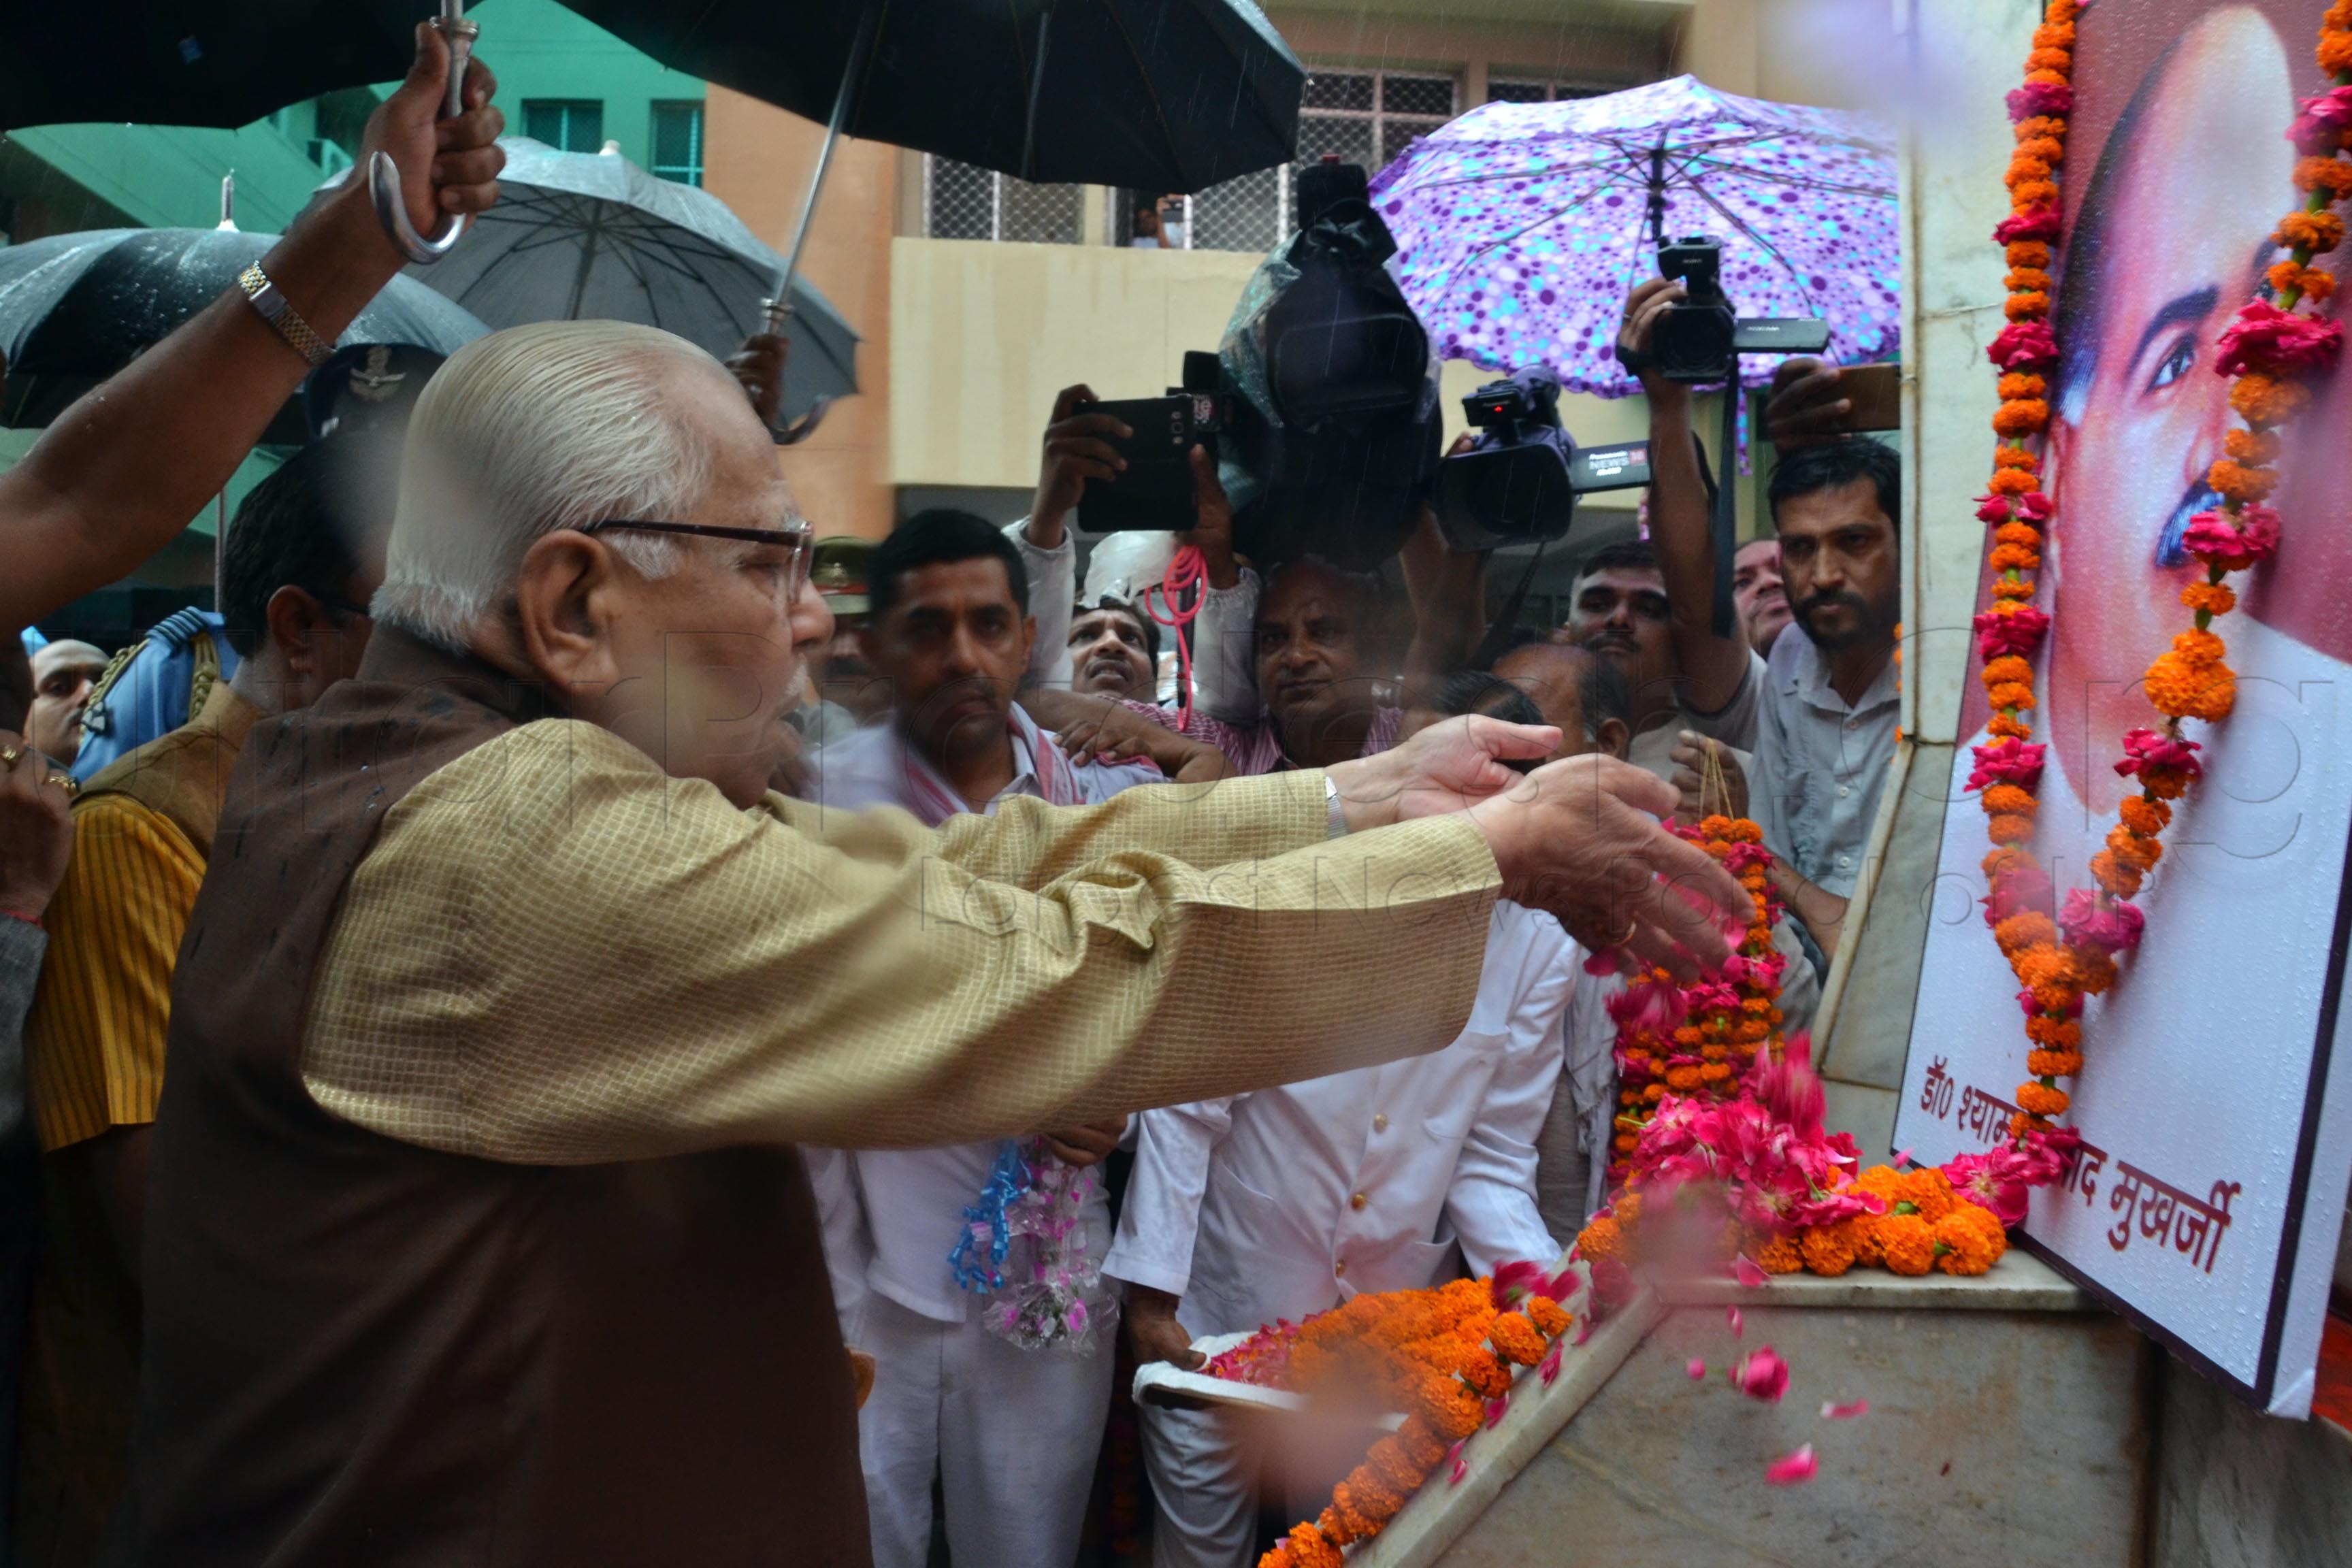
[1725,1305,1744,1339]
[1686,1358,1708,1380]
[1733,1256,1769,1288]
[1765,1444,1819,1486]
[1446,1440,1469,1486]
[1892,1147,1913,1169]
[1823,1399,1870,1420]
[1542,1337,1568,1385]
[1483,1397,1509,1430]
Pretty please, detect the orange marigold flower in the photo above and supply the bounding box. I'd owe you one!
[2031,978,2084,1015]
[1982,654,2035,686]
[2028,1047,2085,1078]
[1732,1022,1769,1045]
[2106,823,2163,872]
[2014,137,2063,169]
[1900,1167,1959,1223]
[1987,681,2038,712]
[1616,1192,1644,1226]
[1986,466,2038,495]
[1993,444,2040,471]
[1989,813,2037,847]
[2296,154,2352,198]
[1989,579,2040,604]
[2014,112,2067,142]
[1456,1348,1511,1400]
[1800,1222,1859,1277]
[1576,1215,1622,1262]
[1757,1233,1805,1274]
[1986,714,2034,740]
[1995,912,2058,955]
[2180,581,2237,617]
[1876,1213,1936,1276]
[1998,372,2048,401]
[2118,796,2170,836]
[1989,542,2043,573]
[1367,1436,1427,1492]
[2025,1013,2082,1049]
[1982,845,2038,881]
[1396,1416,1447,1469]
[2144,651,2235,722]
[1671,1025,1703,1047]
[2276,209,2346,254]
[1526,1295,1570,1339]
[2206,459,2276,504]
[1993,523,2044,551]
[1934,1205,2010,1276]
[2232,372,2310,426]
[2090,849,2145,898]
[2004,154,2052,187]
[1287,1524,1343,1568]
[2031,20,2075,48]
[2223,428,2282,465]
[2025,46,2070,73]
[2011,943,2068,990]
[1665,1065,1703,1092]
[2299,267,2338,303]
[2016,1081,2071,1117]
[2005,266,2053,295]
[2005,288,2051,321]
[1850,1211,1886,1267]
[1488,1311,1546,1367]
[2321,28,2352,72]
[2171,627,2227,666]
[1981,783,2038,817]
[2076,949,2119,995]
[2024,67,2067,86]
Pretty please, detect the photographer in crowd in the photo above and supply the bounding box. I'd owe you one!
[1618,280,1904,960]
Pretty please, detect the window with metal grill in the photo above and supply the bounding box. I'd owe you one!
[650,101,704,186]
[1186,69,1456,252]
[1488,78,1615,104]
[923,157,1085,244]
[523,99,604,153]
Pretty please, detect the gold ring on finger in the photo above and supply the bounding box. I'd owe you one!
[0,744,20,767]
[43,772,76,794]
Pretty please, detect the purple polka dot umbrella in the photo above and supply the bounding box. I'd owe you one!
[1368,75,1897,399]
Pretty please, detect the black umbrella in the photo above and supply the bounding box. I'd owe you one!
[0,223,489,440]
[555,0,1305,329]
[0,0,467,135]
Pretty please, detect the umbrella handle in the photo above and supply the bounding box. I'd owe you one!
[369,151,469,265]
[774,395,834,447]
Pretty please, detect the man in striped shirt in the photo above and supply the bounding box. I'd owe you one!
[17,437,389,1565]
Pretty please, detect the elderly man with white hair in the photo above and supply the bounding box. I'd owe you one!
[114,315,1747,1566]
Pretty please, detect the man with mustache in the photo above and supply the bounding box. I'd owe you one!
[800,510,1198,1568]
[1618,279,1903,957]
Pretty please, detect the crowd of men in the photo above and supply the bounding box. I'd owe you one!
[0,29,1897,1568]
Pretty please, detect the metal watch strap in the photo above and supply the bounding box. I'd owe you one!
[237,262,332,368]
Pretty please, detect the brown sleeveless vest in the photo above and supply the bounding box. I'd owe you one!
[108,629,867,1567]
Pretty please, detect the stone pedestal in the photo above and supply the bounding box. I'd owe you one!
[1356,1256,2157,1568]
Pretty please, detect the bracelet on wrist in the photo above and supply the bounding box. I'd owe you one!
[237,262,333,368]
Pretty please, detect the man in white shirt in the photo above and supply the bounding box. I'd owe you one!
[1107,896,1575,1568]
[805,510,1160,1568]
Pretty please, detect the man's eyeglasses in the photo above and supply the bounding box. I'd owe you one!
[582,519,815,598]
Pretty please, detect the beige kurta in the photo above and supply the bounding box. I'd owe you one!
[300,718,1504,1164]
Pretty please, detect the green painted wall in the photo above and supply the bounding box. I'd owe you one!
[482,0,706,172]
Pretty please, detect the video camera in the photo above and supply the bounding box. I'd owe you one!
[1643,235,1831,385]
[1434,368,1652,551]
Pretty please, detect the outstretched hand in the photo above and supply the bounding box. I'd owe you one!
[1325,713,1561,833]
[1467,753,1749,978]
[1763,357,1850,451]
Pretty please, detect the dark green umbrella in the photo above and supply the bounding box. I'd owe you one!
[555,0,1305,329]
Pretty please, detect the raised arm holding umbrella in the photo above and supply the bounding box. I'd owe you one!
[0,20,504,636]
